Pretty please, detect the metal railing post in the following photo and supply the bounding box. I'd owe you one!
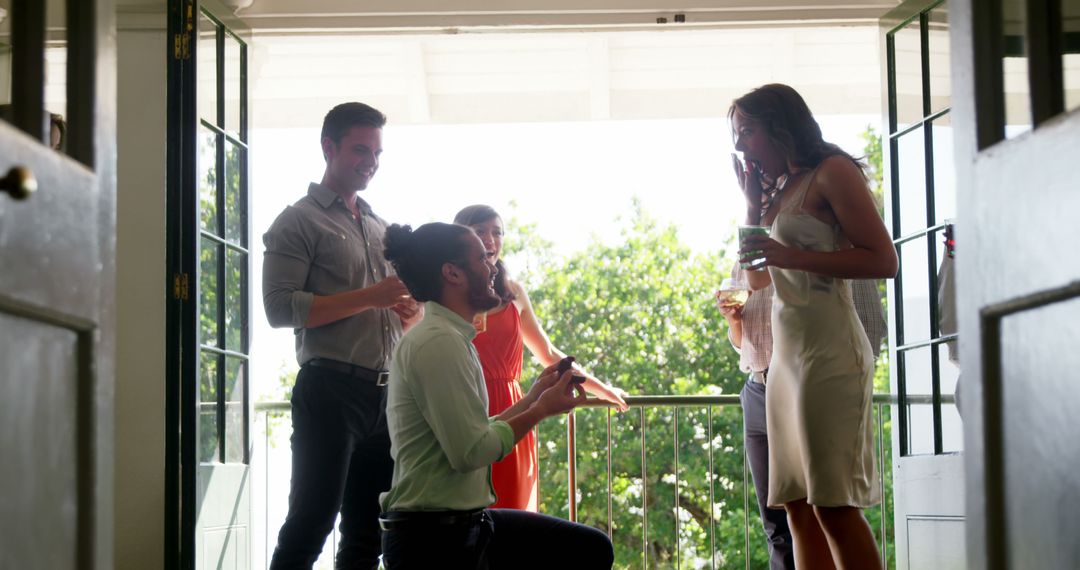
[640,406,648,569]
[567,410,577,522]
[253,393,914,570]
[263,411,270,564]
[707,405,717,570]
[877,401,888,569]
[536,420,542,508]
[673,406,680,569]
[742,442,751,570]
[607,408,613,537]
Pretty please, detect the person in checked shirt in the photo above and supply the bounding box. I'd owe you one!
[718,263,886,570]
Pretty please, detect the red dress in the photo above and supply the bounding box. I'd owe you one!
[472,303,538,511]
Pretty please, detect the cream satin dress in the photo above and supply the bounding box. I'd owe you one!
[764,166,881,508]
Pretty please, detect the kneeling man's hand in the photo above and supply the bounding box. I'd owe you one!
[525,361,563,399]
[532,369,588,418]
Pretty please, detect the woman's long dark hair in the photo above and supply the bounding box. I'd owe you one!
[453,205,515,304]
[728,83,866,177]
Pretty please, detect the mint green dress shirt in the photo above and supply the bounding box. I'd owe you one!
[379,302,516,512]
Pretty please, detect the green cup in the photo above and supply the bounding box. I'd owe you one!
[738,225,770,270]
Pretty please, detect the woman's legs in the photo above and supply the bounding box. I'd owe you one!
[813,505,882,570]
[784,499,836,570]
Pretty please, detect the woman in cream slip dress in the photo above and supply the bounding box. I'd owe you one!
[767,168,880,510]
[730,84,898,569]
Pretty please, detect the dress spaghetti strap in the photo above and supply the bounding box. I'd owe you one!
[781,163,823,216]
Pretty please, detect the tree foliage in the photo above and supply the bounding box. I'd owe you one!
[256,124,898,567]
[860,124,885,219]
[511,193,895,568]
[512,203,769,568]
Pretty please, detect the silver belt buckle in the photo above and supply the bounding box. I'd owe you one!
[376,371,390,386]
[752,370,767,384]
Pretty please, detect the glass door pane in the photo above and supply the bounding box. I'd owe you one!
[1002,0,1034,137]
[893,18,925,129]
[927,2,951,114]
[886,0,957,457]
[184,6,253,568]
[0,1,10,106]
[195,10,249,466]
[1063,0,1080,113]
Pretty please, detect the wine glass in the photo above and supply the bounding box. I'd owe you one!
[716,277,749,310]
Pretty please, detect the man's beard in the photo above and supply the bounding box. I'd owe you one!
[465,267,501,313]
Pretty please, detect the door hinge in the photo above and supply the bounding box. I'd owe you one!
[173,32,191,60]
[173,2,193,60]
[173,273,190,300]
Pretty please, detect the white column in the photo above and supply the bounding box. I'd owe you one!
[115,2,168,568]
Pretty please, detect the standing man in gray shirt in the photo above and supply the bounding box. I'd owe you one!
[263,102,420,569]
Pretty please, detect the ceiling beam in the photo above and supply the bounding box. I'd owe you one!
[237,0,901,32]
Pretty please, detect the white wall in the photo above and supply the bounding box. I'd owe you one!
[115,3,168,568]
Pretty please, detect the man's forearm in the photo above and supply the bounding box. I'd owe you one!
[498,404,546,444]
[727,320,743,349]
[495,386,538,421]
[304,288,379,328]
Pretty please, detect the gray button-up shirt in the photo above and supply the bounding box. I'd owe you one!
[262,182,402,369]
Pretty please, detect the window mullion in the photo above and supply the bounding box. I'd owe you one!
[214,23,227,464]
[920,11,944,454]
[239,37,251,464]
[886,28,911,457]
[1028,0,1066,124]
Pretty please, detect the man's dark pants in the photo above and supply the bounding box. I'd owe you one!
[381,508,614,569]
[740,377,795,570]
[269,365,394,570]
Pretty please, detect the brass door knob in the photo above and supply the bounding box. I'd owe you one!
[1,166,38,200]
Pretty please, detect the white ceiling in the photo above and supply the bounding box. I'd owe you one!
[245,24,895,130]
[233,0,902,32]
[191,0,912,130]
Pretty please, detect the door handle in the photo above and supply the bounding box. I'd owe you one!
[1,166,38,200]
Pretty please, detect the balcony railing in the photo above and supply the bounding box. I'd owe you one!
[253,393,950,569]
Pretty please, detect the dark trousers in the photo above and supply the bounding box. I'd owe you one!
[269,365,394,570]
[381,508,614,569]
[741,378,796,570]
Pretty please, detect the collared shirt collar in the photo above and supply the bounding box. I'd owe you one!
[307,182,375,216]
[425,301,478,341]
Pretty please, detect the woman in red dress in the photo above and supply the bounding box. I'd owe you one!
[454,205,630,511]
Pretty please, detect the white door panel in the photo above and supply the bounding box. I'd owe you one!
[182,2,254,568]
[951,0,1080,568]
[880,2,966,567]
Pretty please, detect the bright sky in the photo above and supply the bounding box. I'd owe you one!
[249,114,877,398]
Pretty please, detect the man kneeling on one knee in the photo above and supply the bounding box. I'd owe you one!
[378,222,615,569]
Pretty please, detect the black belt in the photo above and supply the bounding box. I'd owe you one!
[379,510,487,531]
[305,358,389,386]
